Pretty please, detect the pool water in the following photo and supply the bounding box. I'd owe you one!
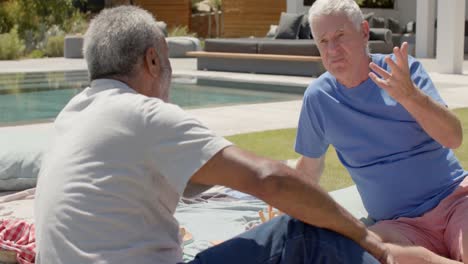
[0,71,302,124]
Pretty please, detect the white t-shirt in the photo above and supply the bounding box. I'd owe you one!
[34,79,232,264]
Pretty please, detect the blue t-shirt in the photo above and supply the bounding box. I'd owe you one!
[295,54,467,221]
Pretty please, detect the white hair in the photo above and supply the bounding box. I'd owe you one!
[308,0,364,38]
[83,6,167,80]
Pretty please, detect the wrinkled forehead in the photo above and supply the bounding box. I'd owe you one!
[311,13,356,38]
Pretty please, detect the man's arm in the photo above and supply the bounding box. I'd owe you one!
[369,42,462,149]
[190,145,392,263]
[295,155,325,184]
[398,88,462,149]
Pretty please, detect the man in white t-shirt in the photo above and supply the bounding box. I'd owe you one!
[34,6,393,264]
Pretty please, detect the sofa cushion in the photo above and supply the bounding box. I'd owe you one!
[369,41,393,54]
[369,28,392,43]
[405,21,416,34]
[167,37,201,57]
[275,12,303,39]
[363,12,374,23]
[265,25,278,38]
[204,38,258,53]
[298,14,312,39]
[0,123,54,191]
[258,39,320,56]
[370,16,386,28]
[391,33,403,47]
[387,17,402,34]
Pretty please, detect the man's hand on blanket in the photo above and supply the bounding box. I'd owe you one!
[258,205,282,223]
[210,205,283,246]
[179,226,193,246]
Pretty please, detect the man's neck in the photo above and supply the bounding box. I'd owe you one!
[112,74,149,96]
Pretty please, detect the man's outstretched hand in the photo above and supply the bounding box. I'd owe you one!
[369,42,420,105]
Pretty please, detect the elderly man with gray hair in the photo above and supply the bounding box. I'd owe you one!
[295,0,468,263]
[34,5,393,264]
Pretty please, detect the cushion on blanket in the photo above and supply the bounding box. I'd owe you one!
[0,123,54,191]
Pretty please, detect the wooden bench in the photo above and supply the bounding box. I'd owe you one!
[186,51,322,62]
[186,51,325,77]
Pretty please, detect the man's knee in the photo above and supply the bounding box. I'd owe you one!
[369,220,414,245]
[233,216,380,263]
[281,218,380,264]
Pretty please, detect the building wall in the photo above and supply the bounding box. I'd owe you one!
[287,0,416,25]
[222,0,286,38]
[287,0,468,25]
[135,0,191,30]
[191,12,220,38]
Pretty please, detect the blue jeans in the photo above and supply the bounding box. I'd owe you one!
[186,215,378,264]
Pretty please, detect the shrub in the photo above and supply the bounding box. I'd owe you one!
[45,35,64,57]
[168,25,197,37]
[1,0,82,52]
[0,27,25,60]
[0,4,14,34]
[9,0,76,35]
[28,49,45,58]
[63,11,89,35]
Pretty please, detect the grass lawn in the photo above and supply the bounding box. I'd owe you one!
[226,107,468,192]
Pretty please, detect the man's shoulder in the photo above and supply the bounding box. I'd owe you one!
[305,72,337,97]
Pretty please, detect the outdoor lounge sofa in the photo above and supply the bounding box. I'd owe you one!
[64,21,201,59]
[189,12,393,77]
[188,38,324,77]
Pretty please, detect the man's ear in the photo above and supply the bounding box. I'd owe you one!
[145,47,160,77]
[361,20,370,40]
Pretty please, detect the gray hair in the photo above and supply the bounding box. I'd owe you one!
[308,0,364,38]
[83,6,167,80]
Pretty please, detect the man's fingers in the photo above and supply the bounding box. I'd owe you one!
[369,62,391,79]
[393,47,404,67]
[379,251,397,264]
[400,42,408,58]
[399,42,410,71]
[384,56,402,76]
[369,72,390,90]
[393,43,409,72]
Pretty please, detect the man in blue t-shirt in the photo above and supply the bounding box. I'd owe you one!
[295,0,468,263]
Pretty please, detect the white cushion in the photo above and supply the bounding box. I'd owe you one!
[0,123,54,191]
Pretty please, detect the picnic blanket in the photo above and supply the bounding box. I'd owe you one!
[0,185,369,263]
[0,189,36,264]
[0,220,35,264]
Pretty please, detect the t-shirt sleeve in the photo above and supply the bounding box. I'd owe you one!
[295,90,329,158]
[408,56,447,106]
[143,101,232,196]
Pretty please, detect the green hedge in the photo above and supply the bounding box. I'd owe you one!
[45,35,64,57]
[0,27,25,60]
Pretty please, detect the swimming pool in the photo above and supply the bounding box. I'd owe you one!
[0,71,302,125]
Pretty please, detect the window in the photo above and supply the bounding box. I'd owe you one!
[356,0,394,9]
[304,0,395,9]
[303,0,316,6]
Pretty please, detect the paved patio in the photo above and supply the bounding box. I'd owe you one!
[1,57,468,136]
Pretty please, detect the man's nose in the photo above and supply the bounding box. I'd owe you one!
[327,41,339,53]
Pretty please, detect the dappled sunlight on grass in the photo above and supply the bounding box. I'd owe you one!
[226,129,300,161]
[454,108,468,169]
